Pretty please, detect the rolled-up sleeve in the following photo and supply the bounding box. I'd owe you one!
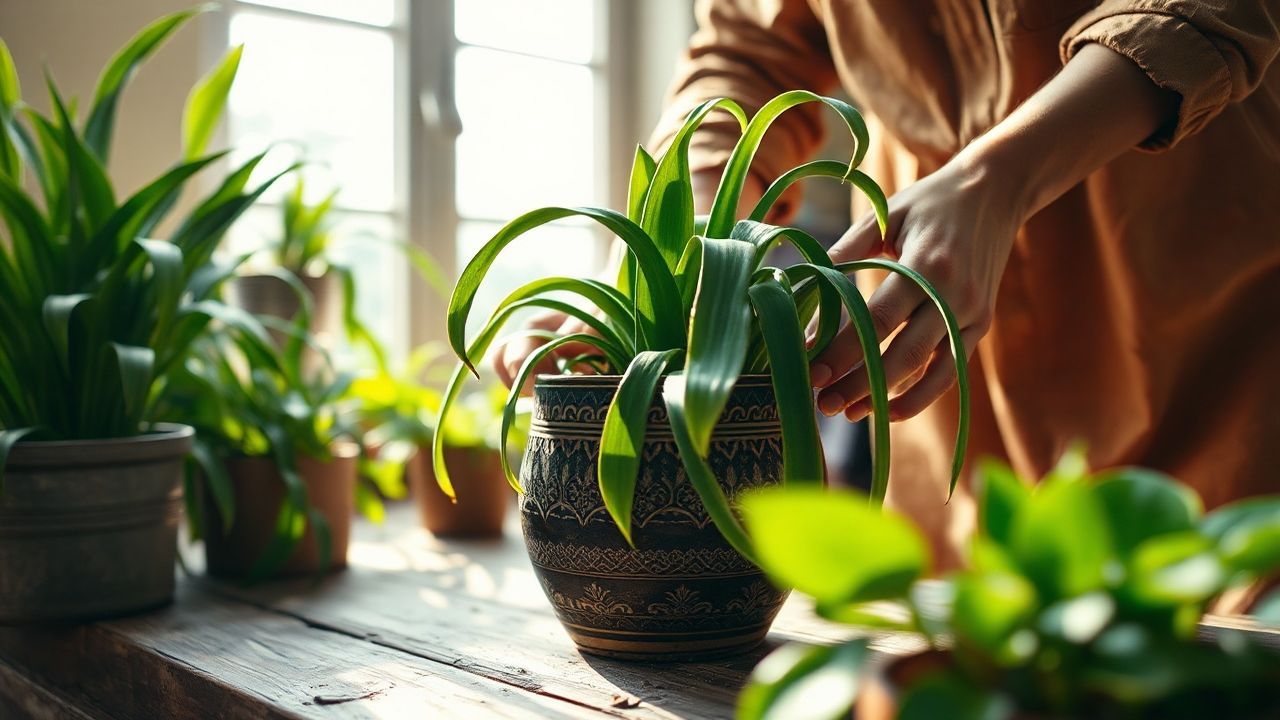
[1061,1,1280,150]
[650,0,838,214]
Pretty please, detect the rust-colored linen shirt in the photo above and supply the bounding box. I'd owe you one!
[653,0,1280,572]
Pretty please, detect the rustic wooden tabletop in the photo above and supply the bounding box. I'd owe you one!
[0,502,1273,719]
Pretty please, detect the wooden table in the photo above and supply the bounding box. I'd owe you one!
[0,503,1272,719]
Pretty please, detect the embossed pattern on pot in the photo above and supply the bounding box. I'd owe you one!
[521,375,789,661]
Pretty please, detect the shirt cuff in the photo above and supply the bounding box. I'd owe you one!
[1061,8,1233,151]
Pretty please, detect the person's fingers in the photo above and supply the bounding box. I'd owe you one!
[828,210,886,265]
[816,307,944,416]
[885,326,984,421]
[810,272,923,390]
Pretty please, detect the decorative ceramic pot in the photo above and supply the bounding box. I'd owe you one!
[202,444,356,579]
[521,374,788,661]
[0,424,192,624]
[407,445,509,538]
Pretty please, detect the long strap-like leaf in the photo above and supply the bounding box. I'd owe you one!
[448,206,682,372]
[707,91,869,239]
[748,274,824,487]
[0,426,36,492]
[749,161,887,238]
[839,259,970,500]
[683,238,755,455]
[599,349,681,545]
[663,373,758,564]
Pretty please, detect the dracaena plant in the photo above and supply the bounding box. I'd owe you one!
[0,7,288,483]
[434,91,971,561]
[272,175,337,275]
[737,452,1280,720]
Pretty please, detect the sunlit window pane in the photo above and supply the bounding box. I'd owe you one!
[228,10,395,211]
[238,0,397,27]
[457,220,601,338]
[455,47,596,221]
[455,0,596,64]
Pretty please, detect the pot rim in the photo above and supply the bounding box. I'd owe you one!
[6,423,195,469]
[534,373,774,387]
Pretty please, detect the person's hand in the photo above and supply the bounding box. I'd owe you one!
[491,310,596,394]
[810,154,1025,422]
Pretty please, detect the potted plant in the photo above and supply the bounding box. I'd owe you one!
[163,292,365,581]
[0,10,285,622]
[737,451,1280,720]
[350,344,520,539]
[434,91,971,659]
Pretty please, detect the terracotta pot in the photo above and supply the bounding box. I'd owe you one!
[407,445,509,538]
[0,424,192,624]
[522,374,788,662]
[202,445,356,579]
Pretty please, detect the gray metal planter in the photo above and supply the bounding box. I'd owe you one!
[0,424,192,624]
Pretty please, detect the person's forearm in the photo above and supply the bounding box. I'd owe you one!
[957,43,1178,222]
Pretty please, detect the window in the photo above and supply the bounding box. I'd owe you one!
[221,0,621,359]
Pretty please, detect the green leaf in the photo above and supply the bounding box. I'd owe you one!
[683,238,755,454]
[664,373,757,563]
[501,332,630,492]
[626,143,657,224]
[976,459,1029,548]
[1201,497,1280,575]
[109,342,155,421]
[183,45,242,160]
[840,259,969,500]
[750,161,887,237]
[0,40,21,179]
[951,570,1037,664]
[598,349,681,544]
[447,206,682,372]
[736,641,867,720]
[708,91,869,238]
[1010,474,1114,600]
[0,427,37,493]
[1126,531,1227,606]
[190,438,234,533]
[84,5,211,161]
[748,273,823,486]
[1093,467,1202,558]
[1037,591,1114,644]
[641,98,746,265]
[740,486,928,607]
[41,293,95,372]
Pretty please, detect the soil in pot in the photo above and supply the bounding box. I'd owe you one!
[0,424,193,624]
[202,444,356,579]
[521,374,789,662]
[407,445,509,539]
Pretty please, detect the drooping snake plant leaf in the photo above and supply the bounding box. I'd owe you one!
[707,91,869,239]
[641,97,747,271]
[682,238,755,455]
[748,273,823,487]
[838,259,970,500]
[598,348,682,545]
[750,160,888,238]
[448,206,682,374]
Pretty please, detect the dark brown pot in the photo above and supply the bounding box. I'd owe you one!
[0,424,192,624]
[521,374,789,662]
[407,446,509,538]
[202,445,356,579]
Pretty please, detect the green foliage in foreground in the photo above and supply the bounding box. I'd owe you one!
[738,452,1280,720]
[0,8,284,485]
[436,91,971,559]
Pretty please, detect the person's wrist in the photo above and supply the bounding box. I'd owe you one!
[953,137,1039,226]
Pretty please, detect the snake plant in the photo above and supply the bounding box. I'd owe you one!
[0,8,286,486]
[435,91,971,561]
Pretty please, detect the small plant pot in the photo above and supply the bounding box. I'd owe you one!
[522,374,788,662]
[0,424,193,624]
[202,445,357,579]
[407,445,509,539]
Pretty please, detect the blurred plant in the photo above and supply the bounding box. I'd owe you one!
[737,450,1280,720]
[0,8,287,481]
[274,176,337,275]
